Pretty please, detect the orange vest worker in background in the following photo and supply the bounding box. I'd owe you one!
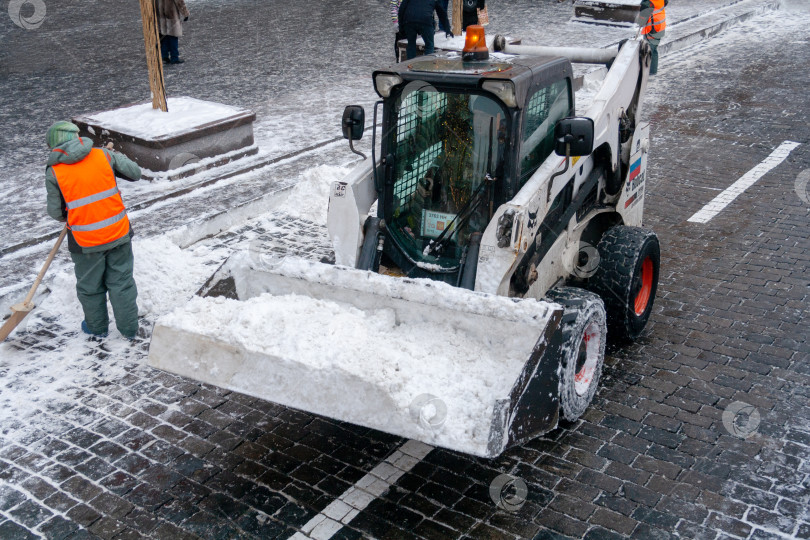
[640,0,667,75]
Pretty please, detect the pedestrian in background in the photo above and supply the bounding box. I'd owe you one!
[391,0,407,61]
[155,0,190,64]
[462,0,486,31]
[44,122,142,340]
[438,0,451,34]
[399,0,453,60]
[639,0,666,74]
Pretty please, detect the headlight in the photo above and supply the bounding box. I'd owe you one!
[482,80,516,108]
[374,73,403,98]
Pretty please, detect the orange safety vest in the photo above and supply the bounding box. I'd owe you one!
[52,148,130,248]
[641,0,666,35]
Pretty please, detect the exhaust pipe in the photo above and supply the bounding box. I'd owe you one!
[494,35,618,65]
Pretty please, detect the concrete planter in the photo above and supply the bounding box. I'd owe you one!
[73,97,258,180]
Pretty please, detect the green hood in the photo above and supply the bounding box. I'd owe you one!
[46,136,94,166]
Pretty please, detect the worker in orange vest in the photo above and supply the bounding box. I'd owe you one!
[45,121,142,339]
[639,0,666,75]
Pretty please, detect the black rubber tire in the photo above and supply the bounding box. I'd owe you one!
[588,226,660,343]
[545,287,607,422]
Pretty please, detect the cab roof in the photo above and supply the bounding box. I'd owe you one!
[378,53,573,109]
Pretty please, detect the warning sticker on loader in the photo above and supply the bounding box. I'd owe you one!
[333,182,347,198]
[421,210,457,239]
[479,245,495,263]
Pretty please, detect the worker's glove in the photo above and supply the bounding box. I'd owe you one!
[446,31,454,39]
[105,142,114,150]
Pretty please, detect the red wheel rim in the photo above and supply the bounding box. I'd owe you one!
[574,322,600,396]
[634,257,654,316]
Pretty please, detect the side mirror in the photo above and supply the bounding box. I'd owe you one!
[554,117,594,157]
[342,106,365,141]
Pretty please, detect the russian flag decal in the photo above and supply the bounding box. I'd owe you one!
[629,157,642,182]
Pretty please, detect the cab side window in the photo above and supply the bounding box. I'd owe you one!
[518,79,571,188]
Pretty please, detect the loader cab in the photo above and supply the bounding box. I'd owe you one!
[368,54,574,286]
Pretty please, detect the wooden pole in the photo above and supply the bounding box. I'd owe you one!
[452,0,462,35]
[139,0,168,112]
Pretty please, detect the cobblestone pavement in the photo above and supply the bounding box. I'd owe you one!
[1,3,809,540]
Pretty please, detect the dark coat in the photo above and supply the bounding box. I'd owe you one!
[462,0,485,13]
[400,0,450,29]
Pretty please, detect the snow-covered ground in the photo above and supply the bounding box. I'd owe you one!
[0,163,347,440]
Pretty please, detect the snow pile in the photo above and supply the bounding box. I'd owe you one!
[151,256,557,455]
[238,255,557,323]
[86,97,249,139]
[155,292,525,455]
[275,165,351,224]
[162,292,518,383]
[132,236,225,317]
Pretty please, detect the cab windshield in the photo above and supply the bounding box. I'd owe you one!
[387,85,508,269]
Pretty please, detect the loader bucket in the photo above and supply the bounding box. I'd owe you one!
[148,253,564,458]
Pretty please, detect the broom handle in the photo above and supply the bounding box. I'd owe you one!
[22,226,68,306]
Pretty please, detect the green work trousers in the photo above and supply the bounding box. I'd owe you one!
[646,30,665,75]
[70,241,138,337]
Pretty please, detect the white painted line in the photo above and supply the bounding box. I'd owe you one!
[288,439,434,540]
[687,141,801,224]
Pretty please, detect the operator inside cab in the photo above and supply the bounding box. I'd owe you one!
[389,88,507,268]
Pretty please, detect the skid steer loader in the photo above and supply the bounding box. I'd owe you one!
[149,27,661,458]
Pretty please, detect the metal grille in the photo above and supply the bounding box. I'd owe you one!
[395,92,447,199]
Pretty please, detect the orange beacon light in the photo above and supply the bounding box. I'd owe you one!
[462,25,489,62]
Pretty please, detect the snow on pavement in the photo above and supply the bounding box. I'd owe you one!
[0,162,349,450]
[0,236,225,439]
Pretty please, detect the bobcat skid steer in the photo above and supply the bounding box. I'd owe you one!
[149,27,660,458]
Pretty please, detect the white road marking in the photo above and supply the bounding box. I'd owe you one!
[687,141,801,224]
[288,439,434,540]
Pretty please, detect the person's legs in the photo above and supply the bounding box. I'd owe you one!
[160,35,169,61]
[438,0,450,33]
[71,251,109,335]
[420,22,435,55]
[404,23,419,59]
[645,30,664,74]
[104,242,139,338]
[395,29,406,62]
[167,35,180,62]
